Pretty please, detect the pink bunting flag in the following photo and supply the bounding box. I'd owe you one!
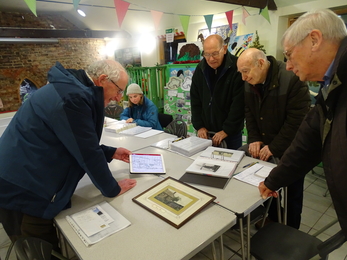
[114,0,130,28]
[225,10,234,30]
[150,10,163,31]
[242,7,250,25]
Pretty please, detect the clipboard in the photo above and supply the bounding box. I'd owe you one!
[129,153,166,174]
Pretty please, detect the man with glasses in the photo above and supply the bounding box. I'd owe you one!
[191,34,244,148]
[0,59,137,255]
[259,9,347,237]
[237,48,310,229]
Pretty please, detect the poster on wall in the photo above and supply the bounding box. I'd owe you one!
[176,41,203,62]
[197,24,238,45]
[228,33,254,57]
[164,65,197,136]
[114,48,141,67]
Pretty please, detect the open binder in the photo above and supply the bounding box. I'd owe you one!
[180,147,245,189]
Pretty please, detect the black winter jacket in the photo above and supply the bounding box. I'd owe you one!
[190,52,244,136]
[245,56,310,158]
[265,37,347,237]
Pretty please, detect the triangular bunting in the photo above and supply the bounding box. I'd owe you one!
[242,7,250,25]
[260,6,271,24]
[179,15,190,39]
[225,10,234,30]
[114,0,130,28]
[72,0,81,10]
[150,10,163,31]
[204,14,213,33]
[24,0,37,17]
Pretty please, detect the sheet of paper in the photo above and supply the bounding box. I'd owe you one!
[71,205,112,237]
[233,163,275,187]
[136,129,163,138]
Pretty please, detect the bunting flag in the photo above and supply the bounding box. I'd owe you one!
[73,0,81,10]
[242,7,250,25]
[150,10,163,31]
[114,0,130,28]
[179,15,190,39]
[204,14,213,33]
[260,6,271,24]
[24,0,37,16]
[225,10,234,30]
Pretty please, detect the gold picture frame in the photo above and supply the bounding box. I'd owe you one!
[132,177,216,229]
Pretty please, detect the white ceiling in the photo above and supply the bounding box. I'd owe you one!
[0,0,315,34]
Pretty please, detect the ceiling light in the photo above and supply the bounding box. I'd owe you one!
[77,9,86,17]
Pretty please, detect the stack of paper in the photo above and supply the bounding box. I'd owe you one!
[104,120,137,133]
[170,136,212,157]
[66,201,131,246]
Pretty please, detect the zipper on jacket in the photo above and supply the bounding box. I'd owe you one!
[51,193,56,202]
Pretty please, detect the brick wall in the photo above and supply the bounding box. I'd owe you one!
[0,12,106,112]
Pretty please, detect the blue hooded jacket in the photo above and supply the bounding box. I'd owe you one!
[0,62,120,219]
[120,96,162,130]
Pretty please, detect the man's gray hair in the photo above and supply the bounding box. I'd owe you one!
[282,9,347,46]
[86,60,127,82]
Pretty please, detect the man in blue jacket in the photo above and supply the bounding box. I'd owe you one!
[0,60,137,252]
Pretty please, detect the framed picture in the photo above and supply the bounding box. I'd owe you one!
[132,177,216,228]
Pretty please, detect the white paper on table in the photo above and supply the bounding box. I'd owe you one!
[71,205,112,237]
[233,163,275,187]
[135,129,163,138]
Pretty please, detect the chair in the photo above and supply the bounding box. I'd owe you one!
[158,113,173,129]
[13,237,68,260]
[164,119,187,138]
[250,222,346,260]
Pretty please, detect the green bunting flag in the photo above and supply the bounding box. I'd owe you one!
[23,0,37,16]
[179,15,190,39]
[260,6,271,24]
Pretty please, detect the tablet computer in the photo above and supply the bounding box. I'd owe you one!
[129,153,166,174]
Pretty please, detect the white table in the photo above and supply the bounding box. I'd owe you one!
[55,159,237,260]
[132,146,276,260]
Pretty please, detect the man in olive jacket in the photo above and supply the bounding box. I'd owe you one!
[191,34,244,149]
[237,48,311,229]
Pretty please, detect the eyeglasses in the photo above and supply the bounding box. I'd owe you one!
[203,47,224,58]
[109,79,124,95]
[283,32,310,61]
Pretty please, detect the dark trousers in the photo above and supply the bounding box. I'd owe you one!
[267,177,305,229]
[224,132,242,150]
[0,208,60,252]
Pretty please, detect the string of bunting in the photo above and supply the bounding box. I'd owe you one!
[21,0,271,38]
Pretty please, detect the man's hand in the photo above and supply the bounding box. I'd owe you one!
[258,181,278,199]
[117,179,137,195]
[248,141,263,158]
[197,127,209,139]
[126,118,134,123]
[112,147,132,163]
[259,145,273,161]
[212,130,228,147]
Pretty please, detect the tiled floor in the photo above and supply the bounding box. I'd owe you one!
[1,167,347,260]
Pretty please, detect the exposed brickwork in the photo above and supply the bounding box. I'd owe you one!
[0,12,106,112]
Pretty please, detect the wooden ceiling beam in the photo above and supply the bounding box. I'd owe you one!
[206,0,277,11]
